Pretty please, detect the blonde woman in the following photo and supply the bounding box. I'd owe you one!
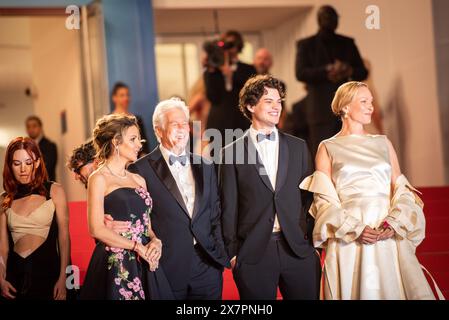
[300,81,441,300]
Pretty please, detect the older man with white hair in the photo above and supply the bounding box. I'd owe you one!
[129,98,230,300]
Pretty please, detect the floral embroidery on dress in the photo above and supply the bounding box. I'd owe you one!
[105,186,152,300]
[136,186,152,207]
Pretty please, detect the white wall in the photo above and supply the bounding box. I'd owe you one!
[0,18,34,193]
[432,0,449,183]
[0,17,88,199]
[29,17,87,201]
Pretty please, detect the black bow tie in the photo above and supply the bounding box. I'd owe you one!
[169,154,187,166]
[256,131,276,143]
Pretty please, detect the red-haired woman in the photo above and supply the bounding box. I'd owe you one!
[0,137,70,300]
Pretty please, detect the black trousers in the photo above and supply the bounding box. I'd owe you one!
[172,244,223,300]
[233,232,321,300]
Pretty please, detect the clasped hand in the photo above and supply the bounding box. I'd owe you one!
[357,225,395,245]
[327,59,353,83]
[135,238,162,272]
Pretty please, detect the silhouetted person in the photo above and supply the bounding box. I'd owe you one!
[25,116,57,181]
[295,5,368,159]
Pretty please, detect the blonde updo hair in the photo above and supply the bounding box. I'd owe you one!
[331,81,368,117]
[93,114,139,162]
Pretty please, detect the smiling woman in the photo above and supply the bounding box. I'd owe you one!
[300,81,440,300]
[80,113,173,300]
[0,137,71,300]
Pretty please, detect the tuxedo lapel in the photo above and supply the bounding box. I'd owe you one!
[148,147,189,217]
[244,133,274,193]
[190,154,203,220]
[275,132,288,192]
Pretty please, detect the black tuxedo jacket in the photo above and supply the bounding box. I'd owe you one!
[39,136,57,181]
[129,147,230,290]
[219,131,315,265]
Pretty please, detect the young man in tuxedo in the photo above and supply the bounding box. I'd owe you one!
[219,75,320,299]
[129,98,229,300]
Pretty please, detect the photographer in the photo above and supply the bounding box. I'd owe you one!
[203,30,256,142]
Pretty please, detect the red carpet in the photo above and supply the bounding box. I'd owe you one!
[68,201,95,284]
[417,186,449,299]
[69,186,449,299]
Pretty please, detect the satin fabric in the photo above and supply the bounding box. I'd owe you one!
[300,134,436,300]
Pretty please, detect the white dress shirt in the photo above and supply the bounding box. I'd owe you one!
[249,126,281,232]
[160,145,196,217]
[160,145,197,243]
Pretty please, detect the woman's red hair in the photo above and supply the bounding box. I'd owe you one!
[2,137,48,210]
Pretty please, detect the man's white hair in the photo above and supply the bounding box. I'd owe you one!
[152,97,190,142]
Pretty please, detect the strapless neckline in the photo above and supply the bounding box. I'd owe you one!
[104,186,141,199]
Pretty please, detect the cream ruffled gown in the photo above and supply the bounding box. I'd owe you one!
[300,134,439,300]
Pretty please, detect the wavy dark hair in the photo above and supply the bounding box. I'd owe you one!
[239,74,286,121]
[93,114,139,163]
[66,139,96,172]
[2,137,48,209]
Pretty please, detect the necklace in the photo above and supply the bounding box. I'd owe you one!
[105,163,127,179]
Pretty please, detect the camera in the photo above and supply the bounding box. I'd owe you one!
[203,39,236,68]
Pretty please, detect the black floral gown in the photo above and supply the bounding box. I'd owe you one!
[80,187,173,300]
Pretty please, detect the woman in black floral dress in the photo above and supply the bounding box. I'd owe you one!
[80,114,173,300]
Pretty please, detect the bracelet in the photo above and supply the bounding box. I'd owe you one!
[382,221,391,229]
[131,240,138,252]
